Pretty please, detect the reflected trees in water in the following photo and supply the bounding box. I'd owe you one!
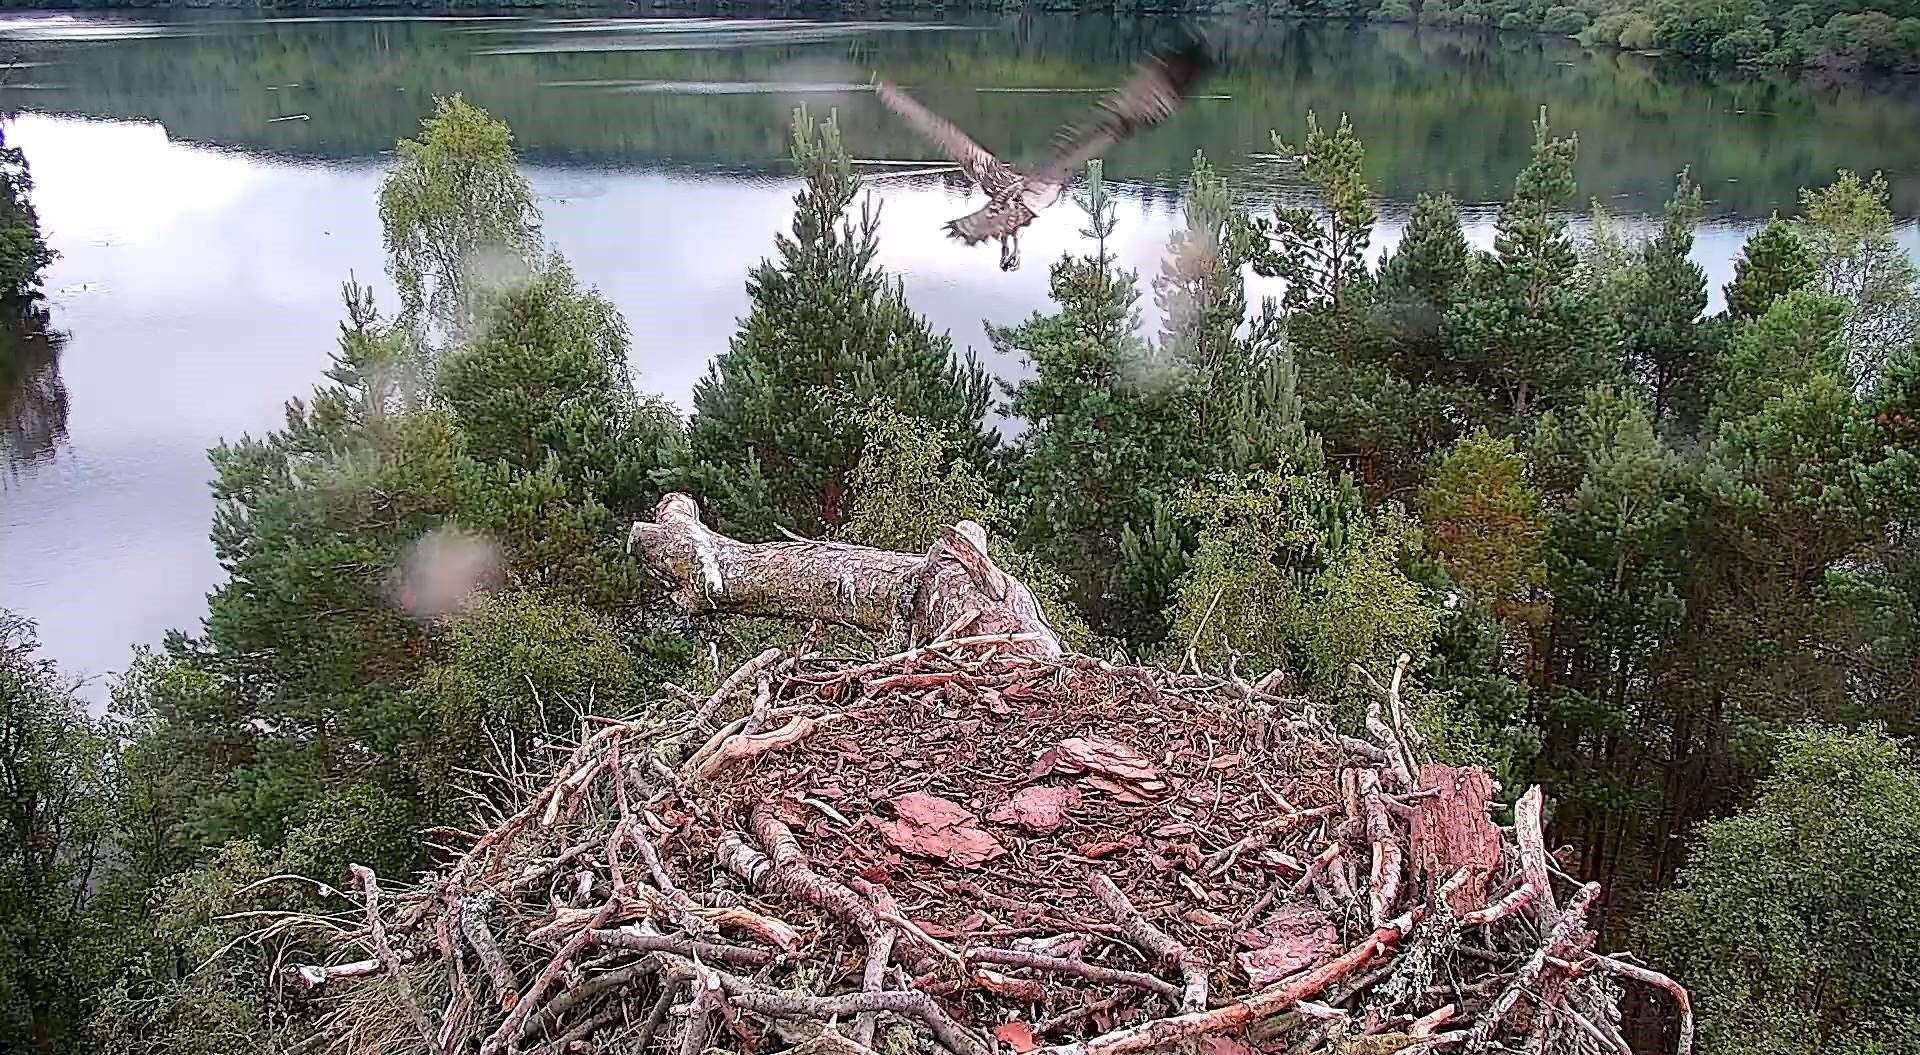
[0,308,69,474]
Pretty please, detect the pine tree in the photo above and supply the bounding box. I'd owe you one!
[437,256,683,516]
[1155,151,1251,379]
[1451,109,1619,428]
[1724,215,1816,322]
[1254,112,1376,316]
[687,108,991,539]
[1155,152,1309,475]
[1169,467,1438,725]
[1377,192,1471,326]
[126,260,683,860]
[1644,327,1920,888]
[1622,171,1712,426]
[1713,287,1851,425]
[1257,117,1459,496]
[1525,386,1693,888]
[1420,431,1548,635]
[999,161,1191,638]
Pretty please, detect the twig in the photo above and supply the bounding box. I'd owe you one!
[520,961,653,1042]
[480,899,617,1055]
[1037,991,1137,1036]
[589,928,777,967]
[1359,769,1404,926]
[458,895,518,1010]
[656,956,991,1055]
[1586,956,1693,1055]
[690,713,841,782]
[968,947,1180,1001]
[1038,914,1418,1055]
[350,866,439,1054]
[636,978,685,1052]
[690,647,783,730]
[1467,883,1600,1050]
[850,880,902,1048]
[680,964,723,1055]
[1088,874,1207,1013]
[1204,804,1338,877]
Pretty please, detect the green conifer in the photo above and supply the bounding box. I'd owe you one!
[1724,215,1817,322]
[687,108,991,539]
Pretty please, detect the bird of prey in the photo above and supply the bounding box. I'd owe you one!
[874,36,1214,271]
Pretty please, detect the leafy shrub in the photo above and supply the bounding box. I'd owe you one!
[1644,727,1920,1054]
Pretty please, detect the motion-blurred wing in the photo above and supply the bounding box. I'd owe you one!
[945,195,1037,246]
[1037,38,1214,184]
[874,79,1021,195]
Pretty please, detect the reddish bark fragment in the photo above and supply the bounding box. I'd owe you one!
[1235,904,1339,988]
[997,1021,1040,1052]
[1051,737,1163,784]
[1409,765,1503,915]
[1077,838,1135,859]
[878,792,1007,868]
[988,785,1081,834]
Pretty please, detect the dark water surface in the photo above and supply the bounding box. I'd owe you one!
[1,10,1917,695]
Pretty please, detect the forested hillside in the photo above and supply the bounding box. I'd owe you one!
[2,92,1918,1053]
[7,0,1920,71]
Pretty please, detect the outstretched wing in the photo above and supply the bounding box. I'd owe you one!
[945,195,1037,246]
[873,79,1021,196]
[1036,37,1214,185]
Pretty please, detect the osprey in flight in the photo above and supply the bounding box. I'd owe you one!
[874,36,1215,271]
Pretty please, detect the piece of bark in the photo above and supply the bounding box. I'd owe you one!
[1408,765,1503,917]
[1035,736,1168,803]
[996,1021,1040,1053]
[1236,903,1338,988]
[989,785,1081,834]
[628,493,1060,657]
[878,792,1007,868]
[1461,786,1553,926]
[1040,737,1163,784]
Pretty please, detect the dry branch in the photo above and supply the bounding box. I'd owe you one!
[628,493,1061,657]
[350,865,438,1052]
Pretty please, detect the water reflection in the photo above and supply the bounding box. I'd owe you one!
[0,12,1916,213]
[0,11,1916,699]
[0,307,68,473]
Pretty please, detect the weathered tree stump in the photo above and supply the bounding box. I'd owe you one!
[627,493,1061,657]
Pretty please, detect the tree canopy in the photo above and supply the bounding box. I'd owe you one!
[6,90,1920,1055]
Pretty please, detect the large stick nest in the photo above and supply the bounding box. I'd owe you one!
[279,635,1692,1055]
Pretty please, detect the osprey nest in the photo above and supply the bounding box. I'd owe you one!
[282,497,1691,1055]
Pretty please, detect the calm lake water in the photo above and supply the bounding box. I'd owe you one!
[2,10,1918,697]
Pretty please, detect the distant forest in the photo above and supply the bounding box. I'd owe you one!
[5,0,1920,71]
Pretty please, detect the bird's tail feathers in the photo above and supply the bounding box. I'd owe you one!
[944,219,990,246]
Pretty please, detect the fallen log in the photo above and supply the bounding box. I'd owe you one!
[628,492,1061,657]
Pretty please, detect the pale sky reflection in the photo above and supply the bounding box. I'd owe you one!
[5,113,1915,703]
